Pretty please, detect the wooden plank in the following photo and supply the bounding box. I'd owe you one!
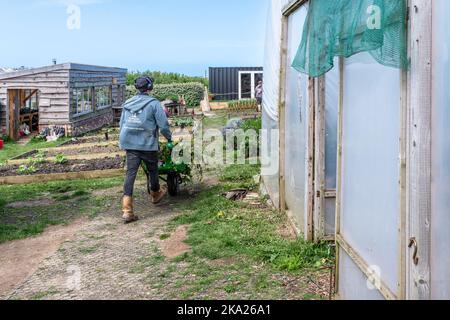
[42,141,118,152]
[282,0,308,16]
[335,57,345,294]
[314,76,326,241]
[336,234,398,300]
[406,0,432,300]
[306,77,315,242]
[278,15,288,213]
[398,36,409,300]
[0,169,124,185]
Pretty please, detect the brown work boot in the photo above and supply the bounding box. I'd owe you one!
[150,186,168,204]
[122,196,139,224]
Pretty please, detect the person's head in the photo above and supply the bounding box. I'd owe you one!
[135,76,154,93]
[258,80,263,86]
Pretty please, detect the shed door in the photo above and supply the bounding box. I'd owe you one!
[8,89,20,141]
[284,5,311,237]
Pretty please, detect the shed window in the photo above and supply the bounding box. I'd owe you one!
[96,86,112,109]
[72,88,93,116]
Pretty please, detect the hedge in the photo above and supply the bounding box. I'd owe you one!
[126,82,205,107]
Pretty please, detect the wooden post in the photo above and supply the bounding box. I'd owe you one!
[406,0,432,300]
[335,57,345,294]
[306,77,315,242]
[278,15,288,213]
[314,76,326,241]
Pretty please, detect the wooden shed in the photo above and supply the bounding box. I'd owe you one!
[0,63,127,140]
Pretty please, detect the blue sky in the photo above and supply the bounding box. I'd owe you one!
[0,0,270,76]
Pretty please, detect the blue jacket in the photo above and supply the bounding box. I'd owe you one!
[119,94,172,152]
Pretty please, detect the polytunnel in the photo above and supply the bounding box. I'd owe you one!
[262,0,450,300]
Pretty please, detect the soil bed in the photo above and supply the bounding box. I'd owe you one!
[62,135,119,146]
[0,156,125,177]
[45,145,121,157]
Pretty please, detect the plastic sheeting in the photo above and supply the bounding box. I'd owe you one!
[339,52,401,299]
[339,250,385,300]
[284,5,309,232]
[431,0,450,300]
[262,0,288,122]
[261,0,289,207]
[324,63,339,235]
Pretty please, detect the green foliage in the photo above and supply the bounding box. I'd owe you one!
[153,83,204,107]
[172,164,334,272]
[28,151,46,166]
[126,82,204,107]
[54,154,68,165]
[228,99,258,111]
[241,118,262,132]
[171,117,194,128]
[29,136,47,144]
[126,71,208,87]
[220,164,260,183]
[0,177,123,243]
[1,135,12,143]
[17,164,37,175]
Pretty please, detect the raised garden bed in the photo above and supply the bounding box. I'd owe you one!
[0,156,125,178]
[62,135,119,146]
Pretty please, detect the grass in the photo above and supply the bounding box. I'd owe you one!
[172,163,334,273]
[0,177,123,243]
[0,138,69,163]
[202,111,228,130]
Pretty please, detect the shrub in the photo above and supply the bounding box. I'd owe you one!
[152,83,204,107]
[126,82,205,107]
[126,71,208,87]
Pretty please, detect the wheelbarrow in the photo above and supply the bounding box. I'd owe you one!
[141,149,190,197]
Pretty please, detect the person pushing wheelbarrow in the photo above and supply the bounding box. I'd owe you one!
[119,76,174,224]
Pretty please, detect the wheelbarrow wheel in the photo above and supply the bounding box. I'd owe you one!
[167,172,180,197]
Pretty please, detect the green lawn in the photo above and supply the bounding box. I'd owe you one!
[171,164,334,273]
[0,138,69,163]
[0,177,123,243]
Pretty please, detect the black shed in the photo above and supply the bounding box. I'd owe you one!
[209,67,263,101]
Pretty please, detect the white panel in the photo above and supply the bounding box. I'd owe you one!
[325,198,335,236]
[325,65,339,190]
[339,250,385,300]
[341,52,400,294]
[261,0,283,206]
[284,5,309,232]
[431,0,450,300]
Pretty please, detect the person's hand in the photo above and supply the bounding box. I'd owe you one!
[167,140,175,150]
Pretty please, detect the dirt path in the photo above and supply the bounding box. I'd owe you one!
[0,219,86,298]
[3,187,184,300]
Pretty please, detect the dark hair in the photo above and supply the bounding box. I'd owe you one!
[135,76,154,93]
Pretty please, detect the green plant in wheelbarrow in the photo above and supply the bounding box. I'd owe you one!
[141,141,192,197]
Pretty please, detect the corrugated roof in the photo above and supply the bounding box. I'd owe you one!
[0,63,127,80]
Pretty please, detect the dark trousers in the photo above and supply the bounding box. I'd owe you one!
[124,150,160,197]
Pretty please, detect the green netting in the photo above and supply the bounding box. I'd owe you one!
[292,0,408,77]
